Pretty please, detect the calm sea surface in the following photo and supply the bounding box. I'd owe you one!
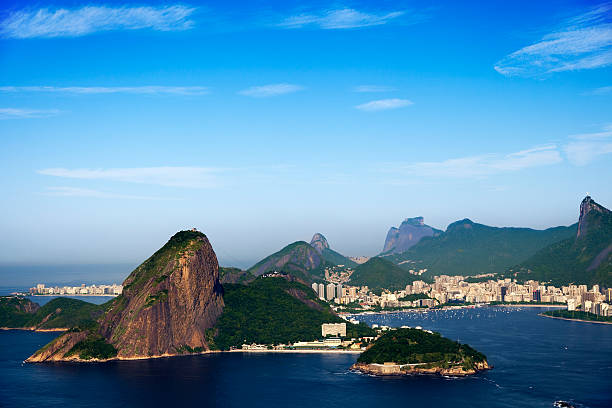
[1,307,610,408]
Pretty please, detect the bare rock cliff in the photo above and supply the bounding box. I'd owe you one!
[27,230,225,362]
[100,230,224,358]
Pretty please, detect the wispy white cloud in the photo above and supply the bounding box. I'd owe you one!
[279,8,405,29]
[0,86,208,95]
[41,187,173,200]
[0,5,196,39]
[238,83,304,97]
[355,98,413,111]
[353,85,396,93]
[0,108,60,119]
[494,3,612,76]
[564,125,612,165]
[585,85,612,95]
[37,167,223,188]
[387,145,563,178]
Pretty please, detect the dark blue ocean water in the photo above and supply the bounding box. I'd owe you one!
[0,307,610,408]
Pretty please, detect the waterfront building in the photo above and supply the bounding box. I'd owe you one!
[322,323,346,337]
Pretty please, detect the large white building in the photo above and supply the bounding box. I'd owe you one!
[322,323,346,337]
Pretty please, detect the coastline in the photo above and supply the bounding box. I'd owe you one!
[17,294,119,298]
[538,313,612,325]
[495,304,565,308]
[1,327,68,332]
[229,349,362,354]
[351,360,491,377]
[25,348,362,363]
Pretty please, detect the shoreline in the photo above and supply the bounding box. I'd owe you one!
[25,348,361,363]
[345,304,566,316]
[538,313,612,325]
[494,304,565,308]
[1,327,68,332]
[16,294,119,298]
[229,349,362,354]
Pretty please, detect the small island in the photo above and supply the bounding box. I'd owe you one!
[352,328,490,377]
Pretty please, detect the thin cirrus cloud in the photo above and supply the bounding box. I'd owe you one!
[0,5,196,39]
[355,98,413,111]
[0,108,60,119]
[353,85,396,93]
[37,167,224,188]
[564,125,612,165]
[387,145,563,178]
[41,187,173,200]
[495,3,612,76]
[585,85,612,95]
[238,83,304,97]
[0,86,209,96]
[278,8,405,29]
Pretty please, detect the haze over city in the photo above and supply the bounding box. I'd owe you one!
[1,0,611,272]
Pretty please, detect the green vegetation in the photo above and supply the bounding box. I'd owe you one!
[219,267,255,284]
[0,296,106,330]
[512,205,612,286]
[357,328,487,370]
[174,344,205,354]
[397,293,431,302]
[0,296,37,327]
[464,276,497,283]
[350,257,418,293]
[385,219,576,277]
[65,333,118,360]
[144,290,168,307]
[247,241,329,283]
[319,247,357,268]
[543,310,612,322]
[489,301,565,305]
[123,230,205,293]
[214,277,374,350]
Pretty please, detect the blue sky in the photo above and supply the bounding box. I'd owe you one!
[0,0,611,275]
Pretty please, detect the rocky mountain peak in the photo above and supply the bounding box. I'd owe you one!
[100,230,225,358]
[310,233,330,253]
[382,217,438,254]
[577,195,611,238]
[403,217,425,226]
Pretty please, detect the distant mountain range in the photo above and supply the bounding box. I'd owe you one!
[510,196,612,286]
[382,217,441,254]
[383,219,576,278]
[241,196,609,289]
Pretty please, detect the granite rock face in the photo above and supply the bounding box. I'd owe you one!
[578,195,611,238]
[382,217,438,254]
[100,230,224,358]
[27,230,225,362]
[310,233,330,253]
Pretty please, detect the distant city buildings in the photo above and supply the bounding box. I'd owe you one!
[311,273,611,317]
[28,283,123,296]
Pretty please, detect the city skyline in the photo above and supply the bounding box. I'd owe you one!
[1,0,611,269]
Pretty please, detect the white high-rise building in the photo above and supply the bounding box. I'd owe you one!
[312,283,318,294]
[318,283,325,300]
[336,283,343,299]
[326,283,336,301]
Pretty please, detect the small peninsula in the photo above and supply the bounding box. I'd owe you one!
[541,310,612,324]
[352,328,490,376]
